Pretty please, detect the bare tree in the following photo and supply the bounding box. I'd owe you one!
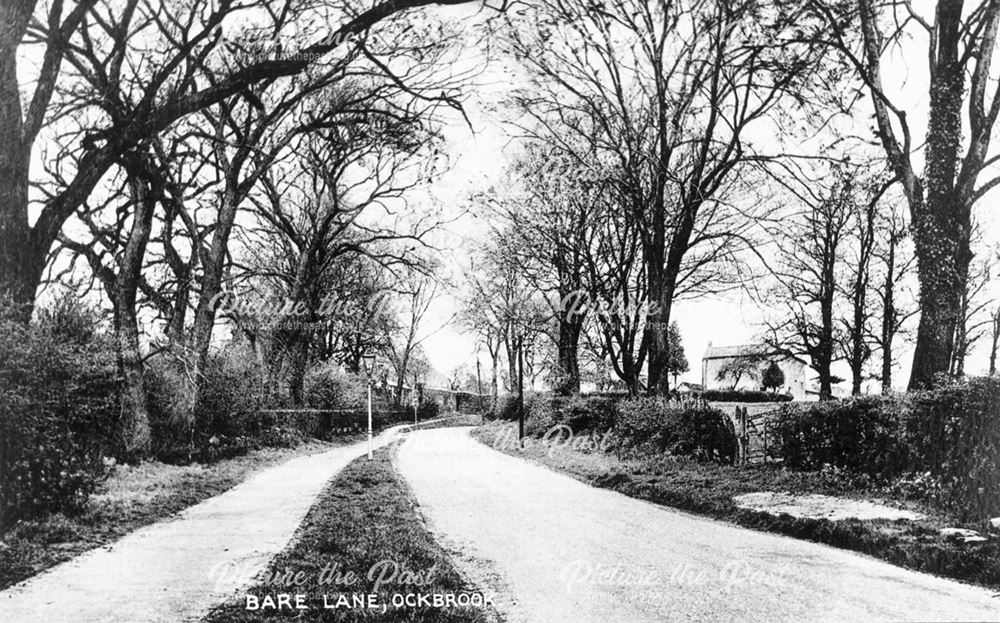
[841,172,895,395]
[809,0,1000,388]
[383,274,440,406]
[870,201,917,394]
[949,248,997,377]
[0,0,477,320]
[768,170,854,400]
[492,143,599,394]
[504,0,827,394]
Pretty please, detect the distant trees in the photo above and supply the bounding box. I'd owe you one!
[765,163,919,398]
[715,351,764,390]
[383,273,441,407]
[665,322,689,387]
[491,146,593,394]
[503,0,828,395]
[768,170,854,400]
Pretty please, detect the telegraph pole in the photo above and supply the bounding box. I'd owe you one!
[517,335,525,441]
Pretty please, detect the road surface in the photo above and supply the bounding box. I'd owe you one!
[395,427,1000,623]
[0,426,408,623]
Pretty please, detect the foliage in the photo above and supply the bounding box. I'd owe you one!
[768,397,911,480]
[0,305,117,525]
[303,363,367,411]
[905,377,1000,520]
[417,399,441,421]
[761,361,786,392]
[523,394,617,437]
[714,353,764,388]
[487,395,522,421]
[701,389,793,402]
[766,377,1000,520]
[147,344,285,462]
[614,397,737,464]
[666,321,689,378]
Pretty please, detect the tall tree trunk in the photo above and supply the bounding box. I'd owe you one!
[114,160,158,458]
[188,185,240,416]
[288,336,309,406]
[0,1,36,320]
[555,312,583,395]
[880,241,896,395]
[0,49,36,319]
[907,11,971,389]
[818,238,836,401]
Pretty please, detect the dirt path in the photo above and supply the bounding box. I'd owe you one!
[0,427,407,623]
[395,427,1000,623]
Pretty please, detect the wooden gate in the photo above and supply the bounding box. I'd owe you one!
[733,405,782,465]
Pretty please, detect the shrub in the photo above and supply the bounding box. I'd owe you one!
[417,399,440,421]
[488,395,522,421]
[145,357,196,458]
[520,394,617,437]
[906,377,1000,520]
[761,362,785,392]
[614,397,737,464]
[0,306,117,525]
[768,397,910,480]
[304,364,366,411]
[146,344,276,461]
[702,389,793,403]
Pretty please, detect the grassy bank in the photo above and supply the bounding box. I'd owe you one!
[0,437,353,590]
[204,444,498,623]
[472,421,1000,590]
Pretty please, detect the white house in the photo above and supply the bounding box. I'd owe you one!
[701,343,810,400]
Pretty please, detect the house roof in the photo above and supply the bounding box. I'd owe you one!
[703,343,807,365]
[703,344,771,360]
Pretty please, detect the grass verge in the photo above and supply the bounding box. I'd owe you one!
[471,421,1000,590]
[0,437,352,590]
[204,444,498,622]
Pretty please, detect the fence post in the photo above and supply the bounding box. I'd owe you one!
[762,418,768,460]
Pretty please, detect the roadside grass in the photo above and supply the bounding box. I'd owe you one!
[472,421,1000,590]
[0,437,352,590]
[204,444,498,623]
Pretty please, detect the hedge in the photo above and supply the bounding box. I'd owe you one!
[701,389,793,403]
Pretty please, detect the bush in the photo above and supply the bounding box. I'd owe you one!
[614,397,737,464]
[524,394,617,436]
[0,306,117,525]
[304,364,366,411]
[906,377,1000,520]
[417,399,440,421]
[147,344,277,461]
[702,389,793,403]
[488,395,522,421]
[768,397,911,480]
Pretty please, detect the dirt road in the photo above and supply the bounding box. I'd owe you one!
[395,427,1000,623]
[0,427,407,623]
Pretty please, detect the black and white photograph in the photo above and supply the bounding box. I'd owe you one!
[1,0,1000,620]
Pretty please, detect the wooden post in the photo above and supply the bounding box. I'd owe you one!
[517,336,525,441]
